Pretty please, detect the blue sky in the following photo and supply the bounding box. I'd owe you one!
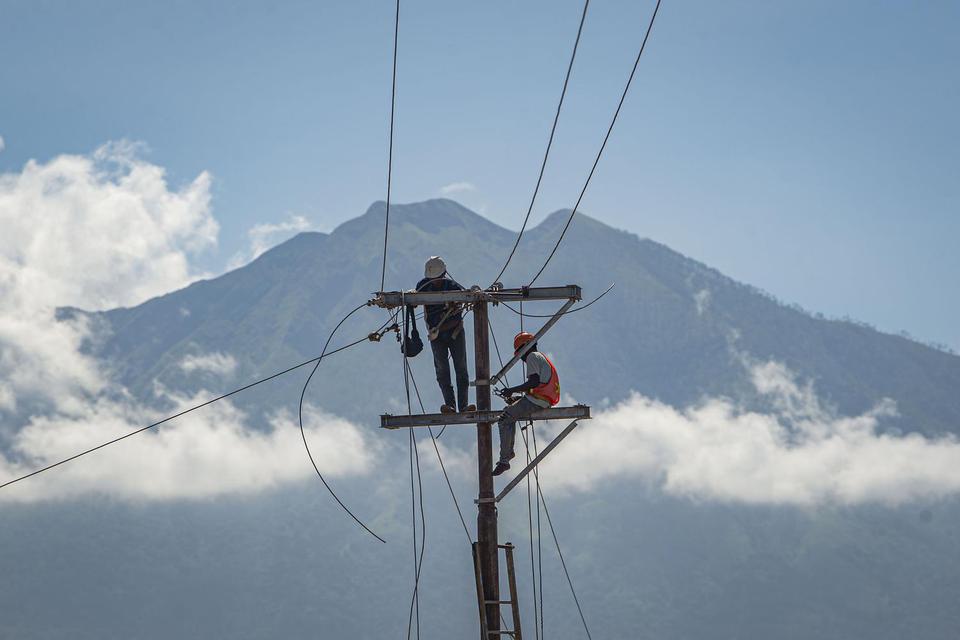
[1,0,958,348]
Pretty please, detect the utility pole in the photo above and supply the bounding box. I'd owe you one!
[473,301,500,634]
[374,284,590,638]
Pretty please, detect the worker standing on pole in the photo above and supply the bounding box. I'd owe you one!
[417,256,476,414]
[493,331,561,476]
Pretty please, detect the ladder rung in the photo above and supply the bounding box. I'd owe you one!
[484,600,514,605]
[488,632,516,636]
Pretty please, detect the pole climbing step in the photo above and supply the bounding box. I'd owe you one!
[474,542,523,640]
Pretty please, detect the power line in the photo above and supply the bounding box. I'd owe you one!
[299,303,388,544]
[529,451,593,640]
[501,283,615,319]
[528,0,663,286]
[0,328,374,493]
[380,0,401,292]
[406,358,472,543]
[405,422,426,640]
[490,0,591,286]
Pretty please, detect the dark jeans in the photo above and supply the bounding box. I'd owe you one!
[497,396,539,464]
[430,328,470,411]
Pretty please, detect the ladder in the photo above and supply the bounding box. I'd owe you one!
[473,542,523,639]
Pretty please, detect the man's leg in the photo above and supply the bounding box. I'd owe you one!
[496,397,538,465]
[430,337,456,409]
[450,329,471,411]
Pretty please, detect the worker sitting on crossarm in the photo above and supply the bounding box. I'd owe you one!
[493,331,560,476]
[417,256,476,414]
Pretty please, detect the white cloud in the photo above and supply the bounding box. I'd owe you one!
[228,214,312,269]
[0,142,376,502]
[537,361,960,506]
[439,181,476,195]
[694,288,711,316]
[0,135,5,153]
[0,397,375,502]
[0,141,217,415]
[179,352,238,377]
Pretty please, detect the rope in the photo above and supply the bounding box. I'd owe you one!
[490,0,591,286]
[299,303,387,544]
[0,318,383,492]
[528,0,663,286]
[380,0,401,292]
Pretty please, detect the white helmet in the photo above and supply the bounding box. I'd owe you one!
[424,256,447,279]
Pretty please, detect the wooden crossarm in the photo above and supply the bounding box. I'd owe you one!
[370,285,581,308]
[380,404,590,429]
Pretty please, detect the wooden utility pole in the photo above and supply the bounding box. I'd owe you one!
[473,300,500,634]
[373,284,590,638]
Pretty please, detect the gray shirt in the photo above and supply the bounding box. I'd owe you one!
[524,351,553,408]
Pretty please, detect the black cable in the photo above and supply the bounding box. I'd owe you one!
[405,424,426,640]
[528,0,663,286]
[380,0,401,292]
[528,448,593,640]
[524,429,540,640]
[0,331,372,492]
[490,0,591,286]
[299,303,387,544]
[406,361,472,542]
[400,318,427,640]
[532,426,545,637]
[502,283,615,319]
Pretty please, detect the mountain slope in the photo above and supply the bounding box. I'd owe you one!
[91,198,960,436]
[8,199,960,640]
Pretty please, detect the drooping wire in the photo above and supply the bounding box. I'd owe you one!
[524,425,540,640]
[380,0,401,292]
[490,0,591,286]
[491,325,543,638]
[531,426,545,637]
[406,360,472,543]
[502,283,615,319]
[405,424,426,640]
[521,426,593,640]
[299,302,387,544]
[0,321,378,492]
[400,301,427,640]
[528,0,663,286]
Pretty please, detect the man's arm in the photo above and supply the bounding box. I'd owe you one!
[502,373,541,396]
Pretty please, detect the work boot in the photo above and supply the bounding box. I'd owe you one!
[440,404,455,414]
[464,404,477,412]
[492,461,510,476]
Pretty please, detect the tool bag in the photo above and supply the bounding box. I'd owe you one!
[401,304,423,358]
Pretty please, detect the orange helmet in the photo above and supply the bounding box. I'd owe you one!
[513,331,536,353]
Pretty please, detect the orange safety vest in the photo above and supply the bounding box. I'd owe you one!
[527,354,560,406]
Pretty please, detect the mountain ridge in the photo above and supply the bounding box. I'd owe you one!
[85,198,960,436]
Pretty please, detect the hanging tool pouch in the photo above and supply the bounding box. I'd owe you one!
[401,304,423,358]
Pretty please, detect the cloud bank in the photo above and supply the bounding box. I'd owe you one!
[0,143,373,502]
[179,352,239,377]
[541,361,960,506]
[228,214,313,269]
[438,181,476,195]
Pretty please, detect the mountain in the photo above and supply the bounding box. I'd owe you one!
[91,198,960,436]
[6,199,960,639]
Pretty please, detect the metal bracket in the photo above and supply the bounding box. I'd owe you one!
[488,297,577,387]
[496,419,582,502]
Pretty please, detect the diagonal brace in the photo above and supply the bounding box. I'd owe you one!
[496,419,581,502]
[480,297,576,387]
